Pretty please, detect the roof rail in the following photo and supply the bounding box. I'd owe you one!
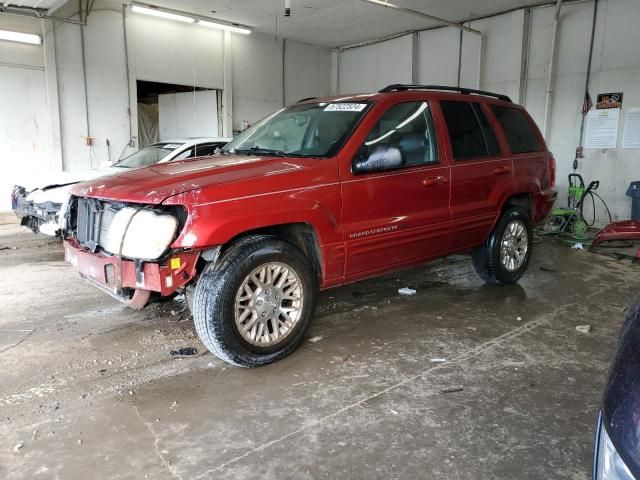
[296,97,318,103]
[378,84,512,102]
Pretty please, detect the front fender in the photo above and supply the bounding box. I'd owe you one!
[165,184,342,249]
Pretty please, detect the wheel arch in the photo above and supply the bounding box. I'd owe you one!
[482,193,533,243]
[213,223,324,283]
[502,193,532,217]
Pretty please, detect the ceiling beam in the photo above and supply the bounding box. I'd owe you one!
[0,4,85,25]
[356,0,482,35]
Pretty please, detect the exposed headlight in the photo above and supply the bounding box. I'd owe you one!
[101,207,178,260]
[595,414,635,480]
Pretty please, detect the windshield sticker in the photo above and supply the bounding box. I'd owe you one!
[162,144,182,149]
[324,103,367,112]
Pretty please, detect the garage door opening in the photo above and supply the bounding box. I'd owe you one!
[136,80,221,148]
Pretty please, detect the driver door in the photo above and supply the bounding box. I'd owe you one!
[341,100,452,278]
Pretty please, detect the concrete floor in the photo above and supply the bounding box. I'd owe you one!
[0,214,638,480]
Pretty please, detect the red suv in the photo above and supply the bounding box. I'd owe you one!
[62,84,556,367]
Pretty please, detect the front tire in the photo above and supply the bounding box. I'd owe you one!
[193,235,318,367]
[472,207,533,285]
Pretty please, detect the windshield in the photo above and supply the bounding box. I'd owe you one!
[114,143,183,168]
[223,102,371,158]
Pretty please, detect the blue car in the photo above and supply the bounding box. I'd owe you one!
[593,300,640,479]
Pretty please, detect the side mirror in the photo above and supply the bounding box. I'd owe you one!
[353,145,403,174]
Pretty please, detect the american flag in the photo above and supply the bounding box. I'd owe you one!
[582,91,593,116]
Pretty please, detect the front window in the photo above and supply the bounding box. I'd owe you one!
[352,101,438,173]
[114,143,184,168]
[223,102,371,158]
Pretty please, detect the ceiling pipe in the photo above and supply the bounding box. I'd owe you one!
[356,0,482,36]
[542,0,563,139]
[575,0,598,169]
[0,5,86,25]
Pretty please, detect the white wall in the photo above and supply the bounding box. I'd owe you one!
[55,4,131,171]
[231,32,284,130]
[231,33,332,130]
[0,15,52,210]
[339,34,413,94]
[418,27,459,86]
[158,90,219,140]
[524,0,640,223]
[333,0,640,223]
[53,0,226,171]
[284,40,331,105]
[127,12,224,89]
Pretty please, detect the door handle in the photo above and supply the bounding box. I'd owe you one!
[422,176,448,187]
[494,166,511,175]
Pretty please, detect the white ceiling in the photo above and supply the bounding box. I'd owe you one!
[2,0,66,10]
[143,0,546,47]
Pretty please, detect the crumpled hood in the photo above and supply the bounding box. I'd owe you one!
[20,168,115,193]
[69,155,317,204]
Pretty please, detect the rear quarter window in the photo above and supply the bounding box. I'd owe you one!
[491,106,542,154]
[440,101,499,160]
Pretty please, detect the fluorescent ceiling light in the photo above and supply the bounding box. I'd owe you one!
[0,29,42,45]
[131,5,195,23]
[198,20,251,35]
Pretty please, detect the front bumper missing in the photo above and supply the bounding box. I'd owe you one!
[64,240,199,309]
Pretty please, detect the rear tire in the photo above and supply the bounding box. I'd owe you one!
[193,235,318,367]
[472,207,532,285]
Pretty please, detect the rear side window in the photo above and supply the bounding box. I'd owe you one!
[491,106,542,154]
[440,101,500,160]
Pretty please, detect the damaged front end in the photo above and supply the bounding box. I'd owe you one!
[62,196,199,309]
[12,184,67,236]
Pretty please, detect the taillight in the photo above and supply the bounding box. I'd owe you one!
[549,157,556,188]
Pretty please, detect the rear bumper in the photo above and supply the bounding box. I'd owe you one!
[533,188,557,224]
[64,240,199,308]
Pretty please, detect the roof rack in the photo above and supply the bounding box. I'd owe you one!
[378,84,512,102]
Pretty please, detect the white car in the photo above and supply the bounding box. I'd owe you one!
[12,137,230,236]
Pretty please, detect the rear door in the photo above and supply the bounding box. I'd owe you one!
[489,105,551,223]
[341,99,452,278]
[438,100,513,250]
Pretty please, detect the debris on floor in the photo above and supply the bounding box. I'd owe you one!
[540,266,559,273]
[430,358,447,363]
[169,347,198,357]
[13,442,23,452]
[576,324,592,334]
[308,335,323,343]
[398,287,417,296]
[572,243,585,250]
[441,386,464,394]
